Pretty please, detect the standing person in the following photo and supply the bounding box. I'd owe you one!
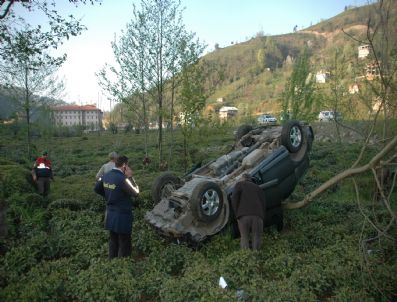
[231,173,266,250]
[94,155,139,259]
[96,151,118,180]
[32,150,53,197]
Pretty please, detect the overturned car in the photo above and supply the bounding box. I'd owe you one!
[145,120,314,242]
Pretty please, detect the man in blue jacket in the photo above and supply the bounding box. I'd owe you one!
[94,155,139,259]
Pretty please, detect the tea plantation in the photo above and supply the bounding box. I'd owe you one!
[0,123,396,301]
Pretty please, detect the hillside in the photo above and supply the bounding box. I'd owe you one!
[201,3,379,118]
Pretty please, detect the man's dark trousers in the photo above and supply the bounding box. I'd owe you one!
[237,215,263,250]
[109,231,132,259]
[37,177,50,196]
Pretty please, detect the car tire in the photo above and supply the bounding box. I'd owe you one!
[191,181,223,222]
[281,120,303,153]
[151,172,183,204]
[236,124,253,140]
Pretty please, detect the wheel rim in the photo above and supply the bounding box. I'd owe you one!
[289,126,302,148]
[200,189,220,216]
[160,183,177,199]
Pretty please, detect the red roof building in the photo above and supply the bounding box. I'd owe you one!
[51,104,103,130]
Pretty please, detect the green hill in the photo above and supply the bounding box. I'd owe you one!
[201,3,384,118]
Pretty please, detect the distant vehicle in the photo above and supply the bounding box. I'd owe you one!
[257,114,277,125]
[318,111,342,122]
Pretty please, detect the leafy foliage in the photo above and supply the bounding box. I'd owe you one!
[0,122,396,301]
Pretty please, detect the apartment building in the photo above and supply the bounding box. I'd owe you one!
[52,104,103,131]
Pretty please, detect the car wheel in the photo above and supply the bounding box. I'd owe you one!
[236,124,253,140]
[281,120,303,153]
[151,172,183,204]
[191,181,223,222]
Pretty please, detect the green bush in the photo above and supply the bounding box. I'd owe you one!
[71,258,141,302]
[48,198,87,211]
[0,258,74,302]
[5,193,48,238]
[215,249,262,288]
[0,164,33,198]
[244,278,318,302]
[160,254,234,302]
[330,287,375,302]
[48,209,107,258]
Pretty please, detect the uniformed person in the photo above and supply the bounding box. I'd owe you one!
[32,150,53,197]
[94,155,139,259]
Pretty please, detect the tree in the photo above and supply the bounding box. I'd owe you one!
[142,0,187,167]
[176,42,208,171]
[99,0,204,168]
[0,28,64,158]
[97,4,152,155]
[257,37,283,71]
[281,48,319,122]
[0,1,96,64]
[324,48,349,143]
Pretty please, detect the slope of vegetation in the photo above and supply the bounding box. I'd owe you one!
[0,123,396,301]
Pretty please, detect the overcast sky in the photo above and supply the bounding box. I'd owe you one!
[13,0,370,111]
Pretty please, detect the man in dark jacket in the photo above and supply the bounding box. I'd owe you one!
[94,155,139,259]
[231,173,266,250]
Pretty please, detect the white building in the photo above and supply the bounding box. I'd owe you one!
[219,106,238,121]
[358,44,370,59]
[52,104,103,131]
[349,83,359,94]
[315,71,330,84]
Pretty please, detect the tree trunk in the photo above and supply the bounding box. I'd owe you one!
[168,76,176,169]
[25,66,31,159]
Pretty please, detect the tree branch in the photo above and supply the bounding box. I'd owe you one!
[284,134,397,209]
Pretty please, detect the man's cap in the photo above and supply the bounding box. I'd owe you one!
[109,151,118,160]
[42,150,48,156]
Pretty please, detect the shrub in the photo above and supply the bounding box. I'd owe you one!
[5,193,48,239]
[215,249,262,288]
[0,244,38,286]
[330,287,375,302]
[0,164,33,198]
[48,198,87,211]
[0,258,74,302]
[244,278,317,302]
[160,254,234,302]
[70,258,141,302]
[47,209,106,259]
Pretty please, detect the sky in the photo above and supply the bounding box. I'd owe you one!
[13,0,370,112]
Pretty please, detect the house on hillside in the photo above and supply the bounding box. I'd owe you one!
[315,71,330,84]
[349,83,360,94]
[358,44,370,59]
[51,104,103,131]
[366,62,380,81]
[219,106,238,121]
